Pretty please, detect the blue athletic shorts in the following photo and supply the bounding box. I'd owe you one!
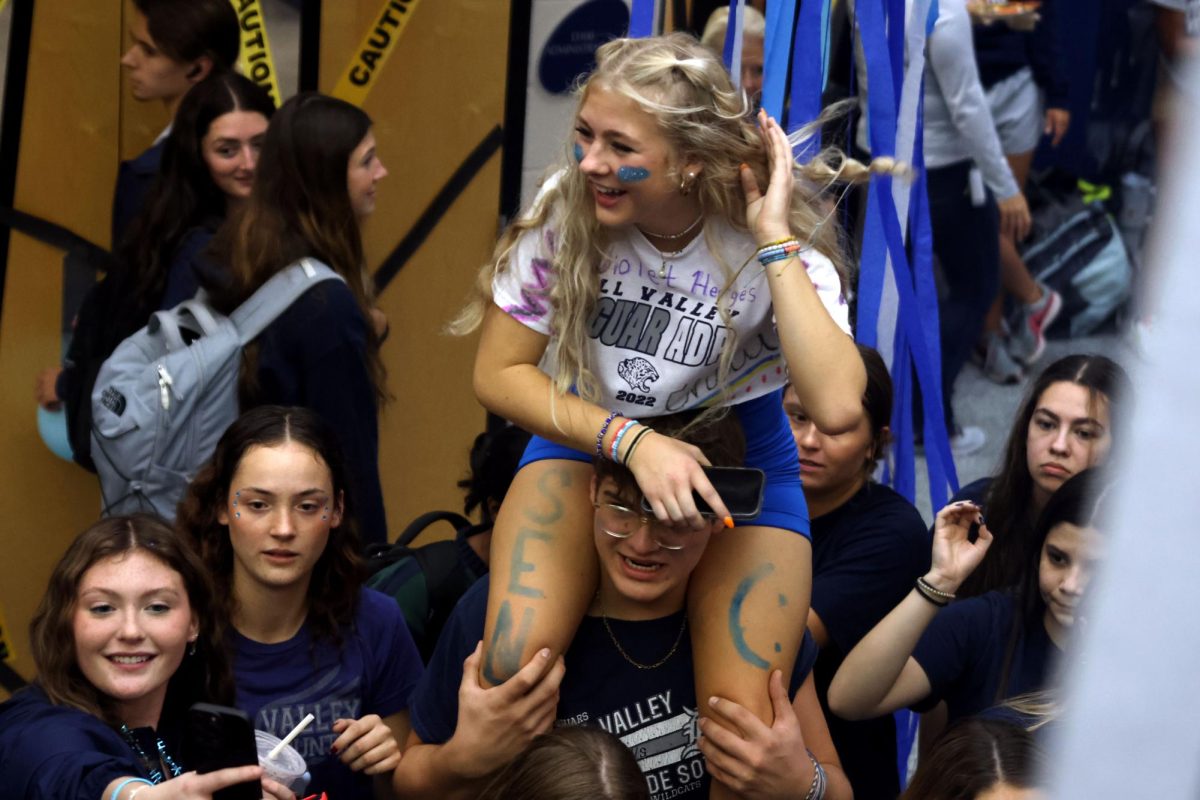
[518,388,810,538]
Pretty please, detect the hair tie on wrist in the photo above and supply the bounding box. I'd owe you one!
[110,778,154,800]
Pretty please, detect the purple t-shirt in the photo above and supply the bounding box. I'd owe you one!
[232,588,422,799]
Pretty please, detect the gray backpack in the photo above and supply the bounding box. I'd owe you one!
[90,258,344,519]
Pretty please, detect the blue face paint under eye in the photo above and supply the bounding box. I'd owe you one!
[573,143,583,163]
[617,166,650,183]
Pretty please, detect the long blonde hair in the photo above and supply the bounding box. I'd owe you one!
[452,33,884,406]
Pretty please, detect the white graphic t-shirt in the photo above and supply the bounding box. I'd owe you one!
[493,217,850,418]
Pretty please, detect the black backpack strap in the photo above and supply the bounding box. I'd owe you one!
[395,511,473,547]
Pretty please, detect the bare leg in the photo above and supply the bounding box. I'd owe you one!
[999,233,1043,305]
[479,459,597,686]
[983,150,1042,337]
[689,526,812,800]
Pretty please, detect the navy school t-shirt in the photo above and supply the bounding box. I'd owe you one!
[810,482,930,800]
[911,590,1057,723]
[0,685,151,800]
[411,577,819,800]
[232,588,423,800]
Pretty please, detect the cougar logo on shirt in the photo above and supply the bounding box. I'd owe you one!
[618,358,660,393]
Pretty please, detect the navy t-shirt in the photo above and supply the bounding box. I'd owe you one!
[810,481,930,800]
[232,588,423,799]
[252,280,388,545]
[160,223,224,310]
[0,685,150,800]
[112,139,164,247]
[412,577,819,800]
[911,590,1058,722]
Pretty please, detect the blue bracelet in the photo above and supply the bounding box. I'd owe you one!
[610,419,639,462]
[110,778,154,800]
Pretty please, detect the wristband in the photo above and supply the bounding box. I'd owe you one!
[610,419,639,462]
[110,778,154,800]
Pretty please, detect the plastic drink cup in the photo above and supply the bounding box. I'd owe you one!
[256,730,310,794]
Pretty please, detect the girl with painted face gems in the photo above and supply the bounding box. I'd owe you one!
[0,515,293,800]
[452,34,890,779]
[177,406,423,800]
[951,354,1129,598]
[207,93,391,546]
[828,469,1109,728]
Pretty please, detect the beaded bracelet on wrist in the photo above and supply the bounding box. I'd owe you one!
[915,576,953,607]
[803,749,828,800]
[610,419,639,462]
[595,411,621,458]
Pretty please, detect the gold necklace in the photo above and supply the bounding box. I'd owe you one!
[638,215,705,279]
[637,213,704,241]
[598,595,688,670]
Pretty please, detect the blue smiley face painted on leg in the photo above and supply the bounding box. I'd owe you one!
[573,143,583,163]
[617,166,650,183]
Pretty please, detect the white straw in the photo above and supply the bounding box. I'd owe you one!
[268,713,314,760]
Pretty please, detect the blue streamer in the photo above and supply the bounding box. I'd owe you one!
[855,0,958,507]
[760,0,795,120]
[788,0,826,161]
[628,0,656,37]
[723,0,744,86]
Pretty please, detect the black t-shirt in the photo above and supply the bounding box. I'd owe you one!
[810,481,930,800]
[412,578,819,800]
[911,590,1058,722]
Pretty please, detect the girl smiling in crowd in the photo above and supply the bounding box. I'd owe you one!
[828,469,1109,726]
[0,516,289,799]
[178,406,422,799]
[453,34,878,766]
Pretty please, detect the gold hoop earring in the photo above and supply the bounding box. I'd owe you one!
[679,171,696,196]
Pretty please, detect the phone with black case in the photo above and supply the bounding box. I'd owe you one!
[641,466,765,520]
[180,703,260,800]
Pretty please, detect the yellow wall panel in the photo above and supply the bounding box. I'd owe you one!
[321,0,511,531]
[0,1,123,688]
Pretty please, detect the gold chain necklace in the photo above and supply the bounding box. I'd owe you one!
[598,596,688,670]
[638,215,704,279]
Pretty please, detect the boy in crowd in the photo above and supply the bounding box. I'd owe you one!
[394,413,851,799]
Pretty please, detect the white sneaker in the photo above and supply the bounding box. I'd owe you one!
[949,425,987,456]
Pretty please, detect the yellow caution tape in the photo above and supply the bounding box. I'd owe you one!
[332,0,421,107]
[231,0,283,108]
[0,603,13,663]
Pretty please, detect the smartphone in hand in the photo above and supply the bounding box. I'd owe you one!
[181,703,260,800]
[641,466,765,520]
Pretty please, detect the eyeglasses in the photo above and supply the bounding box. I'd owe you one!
[593,502,689,551]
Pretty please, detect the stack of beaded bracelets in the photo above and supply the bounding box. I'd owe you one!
[756,237,803,267]
[915,576,955,607]
[804,749,828,800]
[595,412,653,466]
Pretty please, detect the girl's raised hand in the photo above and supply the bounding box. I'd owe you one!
[331,715,402,775]
[740,109,795,247]
[627,431,731,529]
[928,501,993,593]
